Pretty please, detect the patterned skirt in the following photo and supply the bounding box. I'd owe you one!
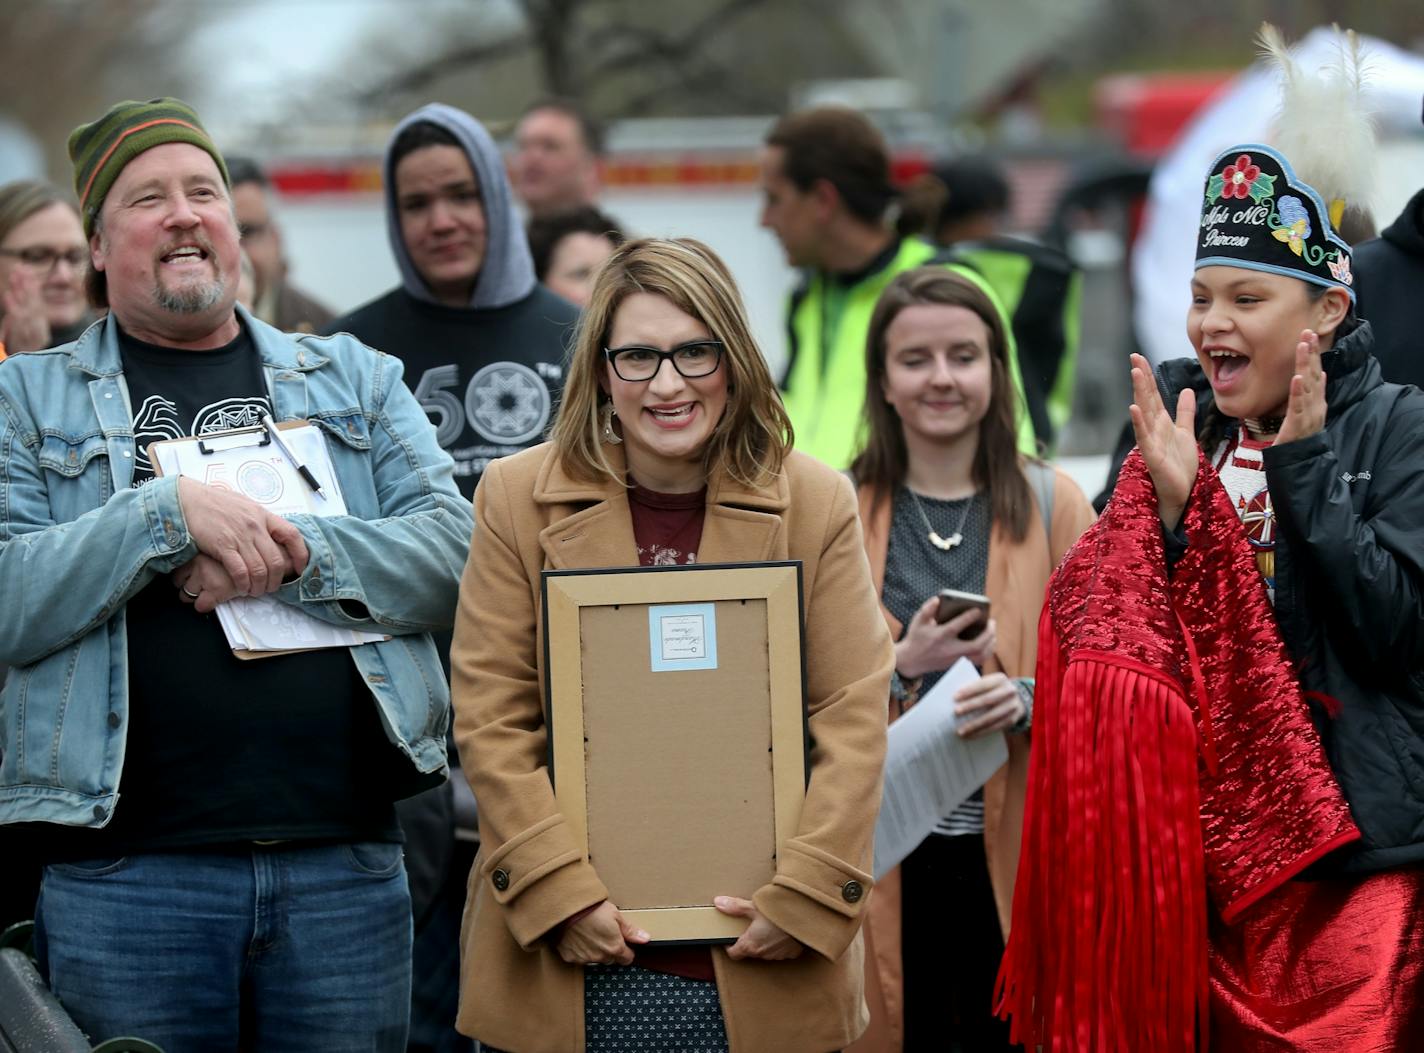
[481,964,728,1053]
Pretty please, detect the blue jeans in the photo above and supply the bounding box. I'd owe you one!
[34,843,412,1052]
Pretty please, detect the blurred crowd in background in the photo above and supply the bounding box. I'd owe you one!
[2,1,1422,481]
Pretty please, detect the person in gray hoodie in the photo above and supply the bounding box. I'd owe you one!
[328,103,579,502]
[328,103,578,1053]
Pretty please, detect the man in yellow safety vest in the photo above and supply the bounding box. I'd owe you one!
[759,107,1035,468]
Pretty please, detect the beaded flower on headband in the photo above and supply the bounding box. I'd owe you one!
[1196,143,1355,301]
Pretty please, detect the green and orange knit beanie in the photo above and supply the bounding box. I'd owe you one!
[68,98,229,237]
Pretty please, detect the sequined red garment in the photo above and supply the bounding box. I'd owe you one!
[1210,866,1424,1051]
[1168,452,1358,920]
[996,451,1359,1052]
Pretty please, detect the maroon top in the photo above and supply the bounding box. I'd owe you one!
[629,481,705,566]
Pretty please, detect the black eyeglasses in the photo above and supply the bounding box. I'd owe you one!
[0,247,87,274]
[604,340,724,382]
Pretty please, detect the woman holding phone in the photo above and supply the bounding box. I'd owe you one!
[450,237,894,1053]
[846,267,1095,1053]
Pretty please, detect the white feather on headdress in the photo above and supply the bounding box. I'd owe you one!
[1258,22,1376,230]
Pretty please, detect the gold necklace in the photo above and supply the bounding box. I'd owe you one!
[908,488,974,551]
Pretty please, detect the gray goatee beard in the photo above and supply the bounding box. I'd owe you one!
[155,275,225,315]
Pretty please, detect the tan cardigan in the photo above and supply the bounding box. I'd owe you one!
[450,443,895,1053]
[847,466,1096,1053]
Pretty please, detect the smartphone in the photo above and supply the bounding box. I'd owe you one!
[934,589,991,637]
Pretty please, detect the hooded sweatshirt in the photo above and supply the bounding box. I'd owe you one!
[1353,187,1424,390]
[327,103,579,500]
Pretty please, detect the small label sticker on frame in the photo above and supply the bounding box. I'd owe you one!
[648,603,718,672]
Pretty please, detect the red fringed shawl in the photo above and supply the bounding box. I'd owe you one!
[995,450,1359,1052]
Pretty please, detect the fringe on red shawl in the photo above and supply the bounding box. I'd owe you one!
[994,449,1358,1052]
[995,606,1209,1053]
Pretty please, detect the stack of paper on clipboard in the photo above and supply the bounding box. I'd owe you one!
[150,421,388,659]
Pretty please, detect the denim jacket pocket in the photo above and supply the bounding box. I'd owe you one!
[37,431,109,478]
[35,431,112,518]
[308,411,380,518]
[310,410,372,452]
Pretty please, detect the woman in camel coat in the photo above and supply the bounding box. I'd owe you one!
[450,238,894,1053]
[845,268,1095,1052]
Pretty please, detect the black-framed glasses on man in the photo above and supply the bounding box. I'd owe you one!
[0,247,88,274]
[604,340,724,382]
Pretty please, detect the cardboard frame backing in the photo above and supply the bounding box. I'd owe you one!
[542,561,807,943]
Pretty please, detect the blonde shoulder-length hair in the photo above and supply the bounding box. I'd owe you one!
[548,236,793,488]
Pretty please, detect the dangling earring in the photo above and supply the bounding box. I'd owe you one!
[600,401,623,445]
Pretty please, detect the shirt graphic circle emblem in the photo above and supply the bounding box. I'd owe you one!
[465,362,550,445]
[194,398,268,435]
[239,461,285,505]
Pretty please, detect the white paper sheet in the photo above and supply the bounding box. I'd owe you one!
[153,425,385,653]
[873,657,1011,879]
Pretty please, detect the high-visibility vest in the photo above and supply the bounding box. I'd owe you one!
[780,237,1036,469]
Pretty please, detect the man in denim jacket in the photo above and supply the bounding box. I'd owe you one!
[0,99,472,1050]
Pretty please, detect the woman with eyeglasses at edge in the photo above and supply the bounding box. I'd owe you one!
[0,180,93,358]
[0,181,94,939]
[842,267,1095,1053]
[450,237,894,1053]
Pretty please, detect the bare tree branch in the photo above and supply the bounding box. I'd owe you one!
[355,0,778,106]
[616,60,769,115]
[356,31,532,103]
[332,0,869,124]
[518,0,590,96]
[586,0,772,77]
[0,0,205,178]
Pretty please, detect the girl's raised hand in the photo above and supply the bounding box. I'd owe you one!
[1128,352,1198,529]
[1274,329,1327,446]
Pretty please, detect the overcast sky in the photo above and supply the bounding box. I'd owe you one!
[188,0,505,129]
[190,0,388,107]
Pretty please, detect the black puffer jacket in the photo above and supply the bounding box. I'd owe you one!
[1106,322,1424,873]
[1353,187,1424,390]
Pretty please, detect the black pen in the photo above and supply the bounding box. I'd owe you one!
[261,413,325,499]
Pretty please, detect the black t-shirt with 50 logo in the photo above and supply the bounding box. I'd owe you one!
[326,283,579,500]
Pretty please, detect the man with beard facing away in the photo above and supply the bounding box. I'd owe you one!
[0,98,472,1049]
[327,103,578,1053]
[759,106,1037,469]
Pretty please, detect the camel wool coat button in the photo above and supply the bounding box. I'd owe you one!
[492,868,510,892]
[842,879,864,904]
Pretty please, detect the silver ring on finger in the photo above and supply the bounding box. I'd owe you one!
[180,585,200,600]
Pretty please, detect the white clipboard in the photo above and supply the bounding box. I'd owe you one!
[148,421,388,659]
